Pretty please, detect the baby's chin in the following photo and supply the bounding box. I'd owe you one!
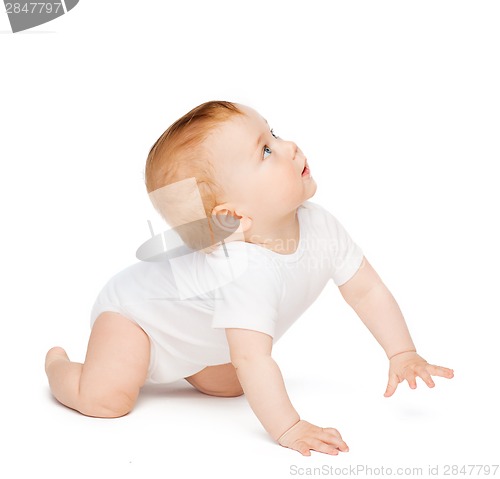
[306,179,318,200]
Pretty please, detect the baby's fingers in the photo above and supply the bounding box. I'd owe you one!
[309,438,340,456]
[295,433,347,456]
[427,364,455,379]
[294,440,313,456]
[280,422,349,456]
[288,438,335,457]
[384,373,400,397]
[321,427,349,452]
[411,363,454,391]
[416,368,435,388]
[405,370,418,389]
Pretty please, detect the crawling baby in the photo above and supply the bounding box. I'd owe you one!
[45,100,454,456]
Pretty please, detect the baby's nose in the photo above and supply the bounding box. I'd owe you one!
[287,141,299,158]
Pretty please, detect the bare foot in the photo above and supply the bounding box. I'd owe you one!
[45,346,69,374]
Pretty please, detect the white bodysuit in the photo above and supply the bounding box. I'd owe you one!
[90,200,364,384]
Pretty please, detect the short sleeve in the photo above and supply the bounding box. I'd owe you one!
[210,246,282,337]
[324,210,364,286]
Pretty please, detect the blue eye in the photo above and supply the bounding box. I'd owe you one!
[263,145,272,159]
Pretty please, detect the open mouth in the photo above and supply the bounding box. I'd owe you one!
[301,161,310,177]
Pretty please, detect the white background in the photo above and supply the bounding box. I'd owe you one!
[1,1,499,478]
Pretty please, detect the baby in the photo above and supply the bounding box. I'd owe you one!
[45,101,454,456]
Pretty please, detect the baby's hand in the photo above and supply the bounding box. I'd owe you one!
[277,419,349,456]
[384,351,454,397]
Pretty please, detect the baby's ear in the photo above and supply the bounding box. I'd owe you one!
[211,204,252,240]
[211,204,231,217]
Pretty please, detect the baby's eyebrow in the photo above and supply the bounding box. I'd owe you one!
[254,132,265,155]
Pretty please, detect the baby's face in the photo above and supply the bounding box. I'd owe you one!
[208,104,317,224]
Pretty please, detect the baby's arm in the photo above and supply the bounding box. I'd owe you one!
[226,328,349,456]
[338,256,416,358]
[339,257,454,395]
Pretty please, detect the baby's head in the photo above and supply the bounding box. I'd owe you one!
[144,101,316,252]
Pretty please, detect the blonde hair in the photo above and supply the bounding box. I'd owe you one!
[144,100,244,252]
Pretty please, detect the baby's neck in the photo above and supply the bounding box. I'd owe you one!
[245,209,300,255]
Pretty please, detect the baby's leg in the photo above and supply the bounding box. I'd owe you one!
[185,363,244,397]
[45,311,150,418]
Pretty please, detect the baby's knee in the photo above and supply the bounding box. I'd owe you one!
[206,383,244,398]
[185,363,244,397]
[78,389,137,418]
[195,384,244,397]
[186,374,244,397]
